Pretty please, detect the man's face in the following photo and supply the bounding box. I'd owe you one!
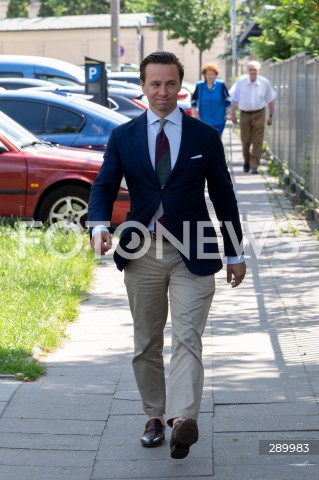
[248,66,258,83]
[141,63,182,117]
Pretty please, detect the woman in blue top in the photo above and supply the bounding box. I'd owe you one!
[191,63,231,136]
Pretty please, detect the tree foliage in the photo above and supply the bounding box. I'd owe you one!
[121,0,149,13]
[38,0,148,16]
[237,0,276,18]
[147,0,228,73]
[7,0,30,18]
[38,0,111,17]
[249,0,319,61]
[234,0,281,59]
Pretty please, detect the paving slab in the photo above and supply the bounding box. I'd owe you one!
[92,457,214,480]
[0,448,96,467]
[0,466,93,480]
[0,403,6,416]
[0,381,21,402]
[36,376,118,395]
[214,431,319,467]
[213,464,319,480]
[214,405,319,432]
[0,417,105,435]
[3,387,113,421]
[44,364,124,378]
[97,413,212,461]
[0,432,101,450]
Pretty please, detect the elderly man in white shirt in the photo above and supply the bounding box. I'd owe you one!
[230,60,276,174]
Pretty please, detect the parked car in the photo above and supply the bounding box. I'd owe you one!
[19,84,148,119]
[0,55,85,86]
[107,71,141,86]
[106,88,148,118]
[0,90,129,151]
[106,62,139,72]
[0,77,59,90]
[108,79,142,90]
[107,71,194,102]
[0,111,129,229]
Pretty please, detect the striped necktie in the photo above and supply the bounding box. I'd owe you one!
[155,118,171,186]
[154,118,171,230]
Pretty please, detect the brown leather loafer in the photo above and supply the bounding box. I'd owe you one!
[170,419,198,459]
[140,419,165,448]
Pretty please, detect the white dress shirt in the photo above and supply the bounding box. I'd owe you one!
[147,106,182,230]
[147,106,182,170]
[230,74,276,111]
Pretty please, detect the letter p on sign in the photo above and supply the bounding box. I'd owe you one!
[88,65,101,83]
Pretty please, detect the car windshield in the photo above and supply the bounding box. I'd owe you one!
[0,111,41,148]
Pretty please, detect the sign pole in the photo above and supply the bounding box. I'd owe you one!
[111,0,120,71]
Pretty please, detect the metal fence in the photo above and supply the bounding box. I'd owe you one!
[262,52,319,203]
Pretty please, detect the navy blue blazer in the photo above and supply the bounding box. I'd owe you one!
[88,109,243,275]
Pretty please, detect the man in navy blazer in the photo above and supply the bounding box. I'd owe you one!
[89,51,246,459]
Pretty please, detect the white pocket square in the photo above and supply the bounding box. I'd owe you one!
[190,154,203,159]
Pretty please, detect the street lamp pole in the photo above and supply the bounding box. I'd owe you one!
[231,0,237,80]
[111,0,120,71]
[157,30,164,51]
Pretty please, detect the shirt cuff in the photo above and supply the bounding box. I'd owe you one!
[92,225,109,237]
[227,255,245,264]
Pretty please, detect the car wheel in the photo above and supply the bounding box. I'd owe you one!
[38,185,90,229]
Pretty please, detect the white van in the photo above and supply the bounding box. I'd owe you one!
[0,55,85,86]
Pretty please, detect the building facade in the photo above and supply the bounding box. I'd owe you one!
[0,11,230,84]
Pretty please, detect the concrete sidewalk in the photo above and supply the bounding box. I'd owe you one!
[1,129,319,480]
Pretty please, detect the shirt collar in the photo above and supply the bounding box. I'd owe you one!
[245,75,260,86]
[147,106,182,126]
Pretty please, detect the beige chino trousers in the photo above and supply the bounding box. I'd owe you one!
[240,109,266,168]
[124,240,215,426]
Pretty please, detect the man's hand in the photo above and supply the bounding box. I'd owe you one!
[230,111,237,124]
[230,103,238,124]
[226,262,246,288]
[90,230,112,256]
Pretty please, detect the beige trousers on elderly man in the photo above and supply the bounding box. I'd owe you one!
[240,108,266,168]
[124,239,215,427]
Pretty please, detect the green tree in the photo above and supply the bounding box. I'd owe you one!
[121,0,149,13]
[147,0,228,76]
[38,0,64,16]
[233,1,281,59]
[237,0,273,18]
[39,0,149,16]
[7,0,30,18]
[249,0,319,60]
[38,0,110,17]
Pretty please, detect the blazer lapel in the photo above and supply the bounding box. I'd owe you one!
[168,110,201,182]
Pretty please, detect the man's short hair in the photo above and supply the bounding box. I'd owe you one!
[140,51,184,83]
[247,60,261,71]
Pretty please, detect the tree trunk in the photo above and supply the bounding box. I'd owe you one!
[199,50,203,79]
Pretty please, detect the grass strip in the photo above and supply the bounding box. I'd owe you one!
[0,223,95,380]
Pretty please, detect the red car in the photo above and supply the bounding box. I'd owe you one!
[0,111,129,228]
